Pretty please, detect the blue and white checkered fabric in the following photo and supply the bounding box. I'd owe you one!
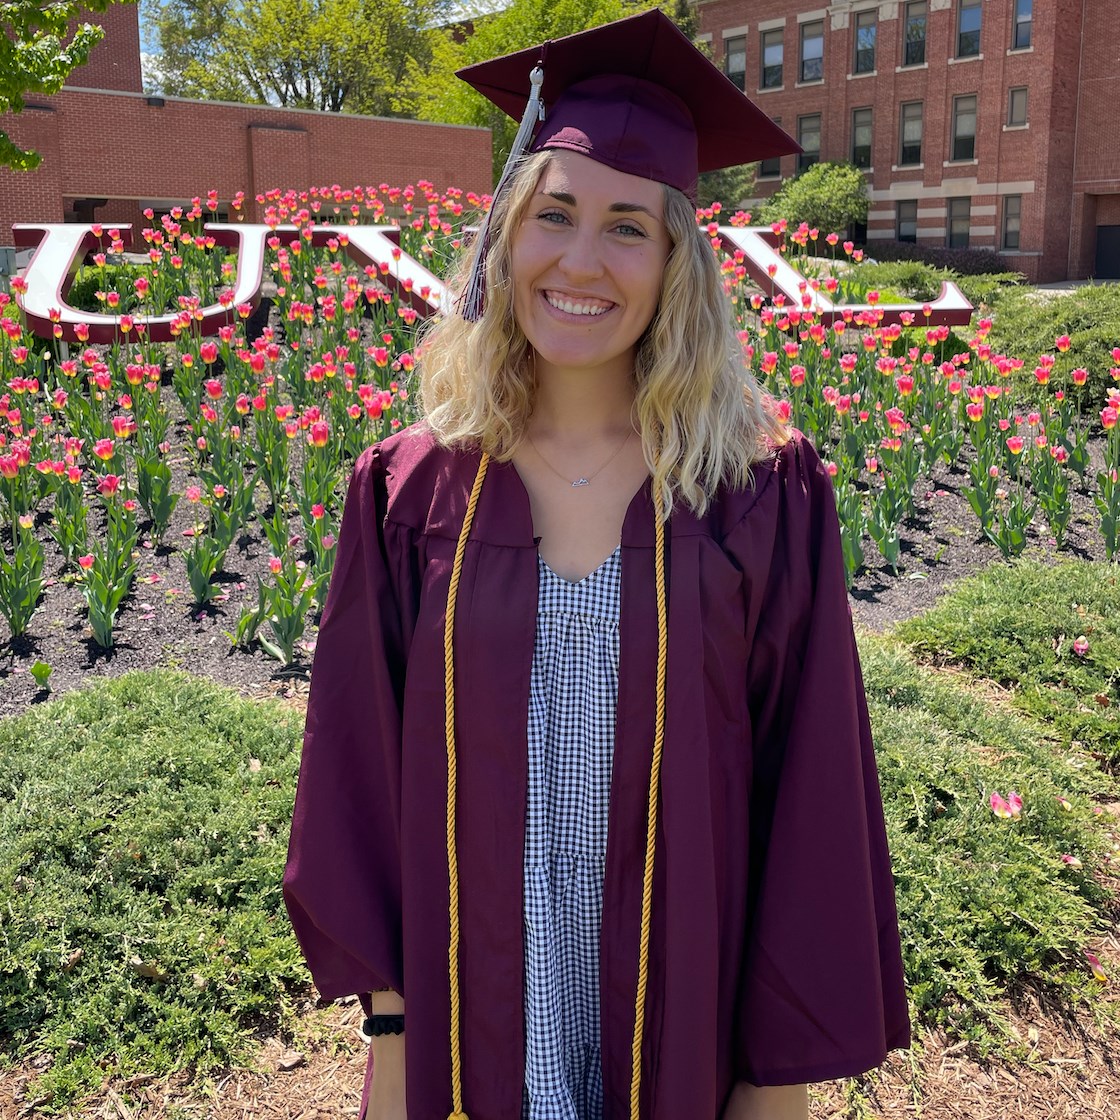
[522,547,622,1120]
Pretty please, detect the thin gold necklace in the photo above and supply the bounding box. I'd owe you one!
[526,427,633,488]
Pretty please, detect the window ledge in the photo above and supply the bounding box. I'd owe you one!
[998,249,1042,257]
[944,158,979,167]
[948,53,984,64]
[847,70,878,79]
[891,163,924,171]
[1003,123,1029,132]
[756,174,782,182]
[756,85,785,94]
[1007,45,1034,55]
[896,62,928,72]
[795,79,826,88]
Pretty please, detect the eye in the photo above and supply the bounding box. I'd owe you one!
[536,208,570,225]
[614,222,648,239]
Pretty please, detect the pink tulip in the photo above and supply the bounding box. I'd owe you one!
[1072,636,1090,657]
[1085,951,1108,983]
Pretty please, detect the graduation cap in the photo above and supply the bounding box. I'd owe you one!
[454,9,800,318]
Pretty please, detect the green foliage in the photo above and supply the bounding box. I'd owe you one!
[0,672,306,1107]
[862,633,1115,1051]
[850,260,1024,309]
[759,161,870,237]
[416,0,658,180]
[984,284,1120,406]
[0,0,116,169]
[150,0,447,116]
[695,163,756,210]
[64,262,144,313]
[896,561,1120,768]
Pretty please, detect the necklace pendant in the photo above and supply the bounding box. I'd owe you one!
[571,477,590,488]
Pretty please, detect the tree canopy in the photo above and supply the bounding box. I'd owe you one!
[1,0,117,170]
[758,161,870,236]
[149,0,450,117]
[416,0,658,181]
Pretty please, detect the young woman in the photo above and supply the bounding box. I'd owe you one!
[284,12,909,1120]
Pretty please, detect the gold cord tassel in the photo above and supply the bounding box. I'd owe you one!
[443,451,491,1120]
[630,486,669,1120]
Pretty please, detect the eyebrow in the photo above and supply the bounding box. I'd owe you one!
[542,190,661,219]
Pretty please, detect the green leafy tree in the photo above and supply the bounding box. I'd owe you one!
[1,0,117,170]
[150,0,448,116]
[417,0,659,181]
[695,163,756,210]
[759,161,870,237]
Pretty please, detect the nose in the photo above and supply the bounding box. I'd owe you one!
[557,226,605,283]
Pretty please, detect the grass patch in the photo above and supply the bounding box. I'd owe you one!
[862,633,1115,1053]
[0,671,305,1110]
[894,560,1120,769]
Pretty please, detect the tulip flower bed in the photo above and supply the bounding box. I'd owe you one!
[0,191,1118,721]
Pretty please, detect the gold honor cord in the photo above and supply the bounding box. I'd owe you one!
[442,454,668,1120]
[630,488,668,1120]
[443,450,491,1120]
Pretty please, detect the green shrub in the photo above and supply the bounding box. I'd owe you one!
[895,561,1120,769]
[64,262,144,314]
[985,284,1120,408]
[862,633,1115,1051]
[759,161,870,237]
[864,238,1021,278]
[0,671,306,1108]
[850,261,1024,309]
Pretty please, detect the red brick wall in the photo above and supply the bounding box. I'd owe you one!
[698,0,1119,281]
[0,90,494,245]
[67,4,143,93]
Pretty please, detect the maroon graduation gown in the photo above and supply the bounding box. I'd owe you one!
[283,425,909,1120]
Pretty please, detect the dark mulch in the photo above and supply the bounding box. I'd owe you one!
[0,413,1112,720]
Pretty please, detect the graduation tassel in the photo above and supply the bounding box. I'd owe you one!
[443,451,491,1120]
[457,64,545,322]
[630,487,669,1120]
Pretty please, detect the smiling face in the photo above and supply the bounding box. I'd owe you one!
[510,150,671,385]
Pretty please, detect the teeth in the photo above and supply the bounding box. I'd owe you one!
[546,293,610,316]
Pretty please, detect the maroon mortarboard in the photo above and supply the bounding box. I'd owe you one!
[454,9,799,318]
[459,9,800,196]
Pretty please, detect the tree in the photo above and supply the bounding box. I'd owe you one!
[758,161,870,236]
[416,0,658,181]
[150,0,449,117]
[695,163,756,210]
[1,0,117,170]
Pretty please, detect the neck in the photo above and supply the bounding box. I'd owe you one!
[529,357,637,441]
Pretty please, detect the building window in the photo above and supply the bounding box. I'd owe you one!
[852,108,873,169]
[897,200,918,243]
[798,114,821,172]
[1007,86,1028,126]
[761,29,783,89]
[800,20,824,82]
[957,0,982,58]
[903,2,927,66]
[1013,0,1032,49]
[854,9,877,73]
[759,119,783,177]
[948,197,971,248]
[899,101,923,165]
[1002,195,1022,249]
[725,35,746,91]
[951,95,977,160]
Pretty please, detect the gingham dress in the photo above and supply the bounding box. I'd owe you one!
[522,546,622,1120]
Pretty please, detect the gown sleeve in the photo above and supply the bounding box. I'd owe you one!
[732,434,910,1086]
[283,444,410,1000]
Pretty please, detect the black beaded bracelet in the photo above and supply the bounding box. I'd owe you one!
[362,1013,405,1037]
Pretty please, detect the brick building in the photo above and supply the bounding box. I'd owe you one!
[0,4,492,270]
[698,0,1120,281]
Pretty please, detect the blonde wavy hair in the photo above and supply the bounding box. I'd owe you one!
[418,150,788,516]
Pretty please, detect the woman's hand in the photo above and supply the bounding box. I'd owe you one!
[364,993,406,1120]
[722,1081,808,1120]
